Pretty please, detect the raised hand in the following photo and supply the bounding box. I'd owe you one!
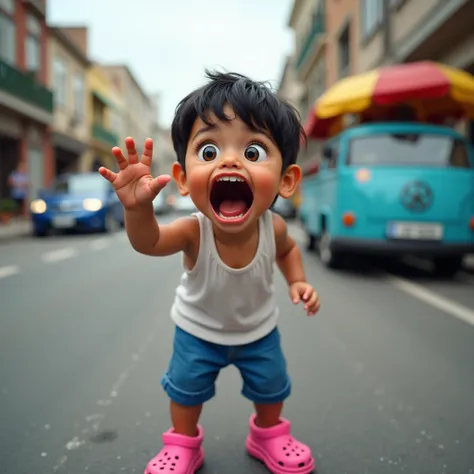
[99,137,170,210]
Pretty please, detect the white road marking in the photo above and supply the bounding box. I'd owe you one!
[90,238,110,251]
[51,324,160,473]
[0,265,20,279]
[41,247,77,263]
[386,275,474,327]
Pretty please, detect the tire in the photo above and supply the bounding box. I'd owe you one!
[432,257,462,277]
[33,226,48,237]
[307,234,316,251]
[318,230,342,269]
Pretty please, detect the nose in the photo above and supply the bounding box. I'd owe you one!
[219,151,242,169]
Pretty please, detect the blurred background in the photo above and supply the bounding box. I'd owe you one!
[1,1,474,473]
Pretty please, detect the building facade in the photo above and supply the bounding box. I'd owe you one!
[47,26,90,175]
[358,0,474,141]
[0,0,54,204]
[82,64,120,173]
[283,0,474,149]
[358,0,474,73]
[100,65,156,150]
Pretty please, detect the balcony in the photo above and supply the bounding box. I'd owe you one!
[92,123,117,147]
[0,58,53,113]
[296,6,325,70]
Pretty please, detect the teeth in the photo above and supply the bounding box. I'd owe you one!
[217,176,245,182]
[218,212,245,220]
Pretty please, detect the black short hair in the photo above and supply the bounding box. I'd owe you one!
[171,70,306,173]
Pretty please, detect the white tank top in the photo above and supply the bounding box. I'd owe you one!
[170,210,279,345]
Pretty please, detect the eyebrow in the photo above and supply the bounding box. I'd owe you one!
[191,121,275,145]
[191,124,215,143]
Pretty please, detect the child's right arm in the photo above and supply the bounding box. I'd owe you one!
[124,207,197,256]
[99,136,196,257]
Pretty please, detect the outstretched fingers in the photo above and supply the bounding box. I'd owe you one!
[125,137,139,164]
[98,166,117,183]
[140,138,154,167]
[112,146,128,170]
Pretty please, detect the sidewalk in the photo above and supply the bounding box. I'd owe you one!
[0,218,32,243]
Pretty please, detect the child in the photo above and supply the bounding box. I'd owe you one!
[99,71,320,474]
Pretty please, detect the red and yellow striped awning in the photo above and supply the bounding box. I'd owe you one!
[305,61,474,139]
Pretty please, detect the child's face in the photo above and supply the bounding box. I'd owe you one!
[173,106,301,233]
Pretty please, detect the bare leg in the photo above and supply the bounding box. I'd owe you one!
[170,400,202,436]
[254,402,283,428]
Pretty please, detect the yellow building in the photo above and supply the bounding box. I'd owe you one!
[47,26,90,176]
[81,64,122,172]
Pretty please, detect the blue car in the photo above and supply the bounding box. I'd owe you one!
[30,172,124,237]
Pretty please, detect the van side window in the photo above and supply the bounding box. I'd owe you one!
[450,141,471,169]
[327,143,338,169]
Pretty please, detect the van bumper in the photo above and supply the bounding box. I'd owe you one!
[331,238,474,257]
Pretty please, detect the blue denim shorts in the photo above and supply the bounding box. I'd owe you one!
[161,326,291,406]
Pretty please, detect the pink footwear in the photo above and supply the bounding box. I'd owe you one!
[246,414,315,474]
[144,425,204,474]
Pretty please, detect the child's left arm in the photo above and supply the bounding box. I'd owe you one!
[273,213,320,316]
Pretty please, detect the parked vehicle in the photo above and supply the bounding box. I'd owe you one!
[30,173,124,237]
[172,194,197,214]
[153,192,171,215]
[272,197,297,220]
[299,122,474,276]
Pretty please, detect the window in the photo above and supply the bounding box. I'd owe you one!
[72,73,84,121]
[348,134,472,168]
[338,24,350,78]
[361,0,383,39]
[25,13,41,76]
[53,56,67,107]
[0,0,16,64]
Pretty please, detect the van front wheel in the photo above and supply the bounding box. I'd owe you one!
[319,231,342,269]
[432,257,462,278]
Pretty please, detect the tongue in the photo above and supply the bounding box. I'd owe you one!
[218,200,247,217]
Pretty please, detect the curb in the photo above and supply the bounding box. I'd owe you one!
[0,222,32,243]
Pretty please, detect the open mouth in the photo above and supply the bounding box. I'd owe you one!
[210,174,254,222]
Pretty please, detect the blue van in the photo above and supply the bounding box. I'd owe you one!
[299,122,474,276]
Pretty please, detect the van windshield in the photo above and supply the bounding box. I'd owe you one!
[348,134,471,168]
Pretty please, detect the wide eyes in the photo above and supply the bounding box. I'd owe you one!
[196,143,268,162]
[244,144,267,162]
[197,144,220,162]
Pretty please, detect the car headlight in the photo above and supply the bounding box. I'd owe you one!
[30,199,47,214]
[83,198,103,211]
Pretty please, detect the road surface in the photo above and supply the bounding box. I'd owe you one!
[1,215,474,474]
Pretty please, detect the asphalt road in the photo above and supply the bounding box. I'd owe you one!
[1,214,474,474]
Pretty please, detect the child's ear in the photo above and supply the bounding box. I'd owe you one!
[278,164,301,198]
[172,162,189,196]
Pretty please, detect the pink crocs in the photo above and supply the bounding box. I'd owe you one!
[246,414,315,474]
[144,425,204,474]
